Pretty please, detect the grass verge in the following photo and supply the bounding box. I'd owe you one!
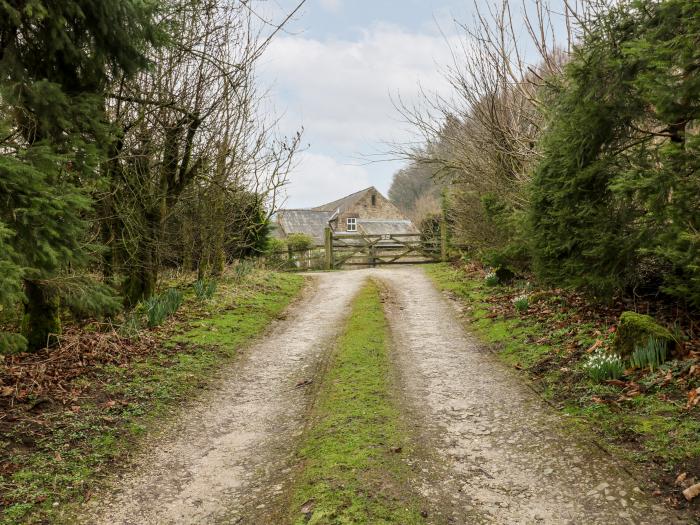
[0,269,304,525]
[287,280,427,525]
[425,262,700,517]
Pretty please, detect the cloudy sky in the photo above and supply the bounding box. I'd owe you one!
[257,0,471,208]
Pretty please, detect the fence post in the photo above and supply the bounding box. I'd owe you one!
[324,227,333,270]
[440,217,448,262]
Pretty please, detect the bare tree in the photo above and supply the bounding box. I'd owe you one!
[100,0,303,304]
[392,0,580,253]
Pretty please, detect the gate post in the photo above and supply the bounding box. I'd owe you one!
[324,227,333,270]
[440,217,448,262]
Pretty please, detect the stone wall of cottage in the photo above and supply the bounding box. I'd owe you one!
[336,189,407,232]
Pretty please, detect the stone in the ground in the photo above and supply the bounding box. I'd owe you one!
[612,311,675,357]
[495,266,516,283]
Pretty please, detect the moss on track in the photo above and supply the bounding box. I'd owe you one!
[287,279,427,525]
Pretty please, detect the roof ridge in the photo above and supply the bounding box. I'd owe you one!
[312,186,377,212]
[358,218,411,222]
[277,208,333,212]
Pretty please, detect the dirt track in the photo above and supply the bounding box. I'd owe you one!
[380,267,686,525]
[82,267,686,524]
[81,271,369,525]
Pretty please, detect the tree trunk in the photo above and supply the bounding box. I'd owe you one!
[21,280,61,351]
[123,243,157,306]
[123,208,159,306]
[209,199,225,276]
[100,197,120,281]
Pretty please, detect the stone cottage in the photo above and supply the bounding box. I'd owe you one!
[273,186,417,245]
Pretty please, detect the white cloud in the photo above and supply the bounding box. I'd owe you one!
[259,22,460,208]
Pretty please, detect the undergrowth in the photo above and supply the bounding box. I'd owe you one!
[0,269,304,525]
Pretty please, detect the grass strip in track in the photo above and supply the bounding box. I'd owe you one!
[288,279,426,525]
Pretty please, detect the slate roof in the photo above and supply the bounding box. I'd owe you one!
[357,219,418,235]
[312,186,375,213]
[274,209,333,245]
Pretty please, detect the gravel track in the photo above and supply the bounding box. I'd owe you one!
[81,267,688,524]
[81,271,368,525]
[378,266,687,525]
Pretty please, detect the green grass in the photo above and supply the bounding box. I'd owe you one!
[425,263,700,493]
[287,280,426,525]
[0,270,304,525]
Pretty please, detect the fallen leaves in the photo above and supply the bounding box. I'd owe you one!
[605,379,627,387]
[683,483,700,502]
[586,339,604,353]
[686,387,700,409]
[0,327,156,410]
[660,370,674,388]
[675,472,700,502]
[0,386,14,397]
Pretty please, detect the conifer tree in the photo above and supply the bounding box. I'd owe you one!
[0,1,162,350]
[531,0,700,306]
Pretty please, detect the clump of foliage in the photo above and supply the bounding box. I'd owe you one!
[583,350,625,383]
[286,233,314,253]
[531,0,700,305]
[265,237,287,254]
[143,289,183,327]
[484,271,499,287]
[193,279,217,301]
[512,295,529,314]
[630,338,669,371]
[233,260,255,283]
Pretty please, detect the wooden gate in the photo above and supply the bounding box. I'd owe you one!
[323,228,445,269]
